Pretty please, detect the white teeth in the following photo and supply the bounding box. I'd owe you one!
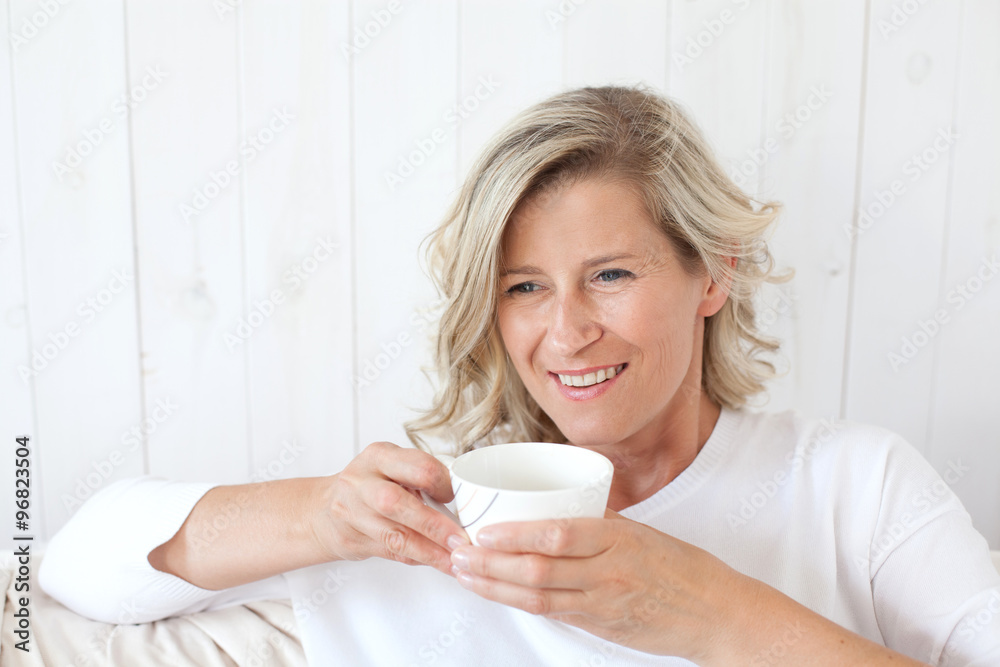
[557,364,624,388]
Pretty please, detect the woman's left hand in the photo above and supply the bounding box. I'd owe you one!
[448,510,747,663]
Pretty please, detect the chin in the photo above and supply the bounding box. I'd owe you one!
[556,421,624,448]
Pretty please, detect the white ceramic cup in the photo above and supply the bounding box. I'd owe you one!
[422,442,614,546]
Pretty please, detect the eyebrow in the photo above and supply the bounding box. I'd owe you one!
[500,253,639,277]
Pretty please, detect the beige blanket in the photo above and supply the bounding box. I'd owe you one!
[0,550,304,666]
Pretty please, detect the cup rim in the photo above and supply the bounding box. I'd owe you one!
[450,441,614,494]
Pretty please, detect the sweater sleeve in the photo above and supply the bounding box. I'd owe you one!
[867,439,1000,665]
[38,475,289,624]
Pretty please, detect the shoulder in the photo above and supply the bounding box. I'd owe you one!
[731,406,969,545]
[733,407,936,481]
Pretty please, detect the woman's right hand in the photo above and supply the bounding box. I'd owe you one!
[310,441,469,576]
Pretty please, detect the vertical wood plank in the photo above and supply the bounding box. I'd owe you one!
[239,2,356,478]
[668,1,801,416]
[756,1,867,418]
[563,0,668,91]
[8,0,144,539]
[1,0,39,545]
[353,0,460,453]
[457,0,562,179]
[668,0,769,172]
[844,1,962,451]
[925,0,1000,548]
[125,0,249,483]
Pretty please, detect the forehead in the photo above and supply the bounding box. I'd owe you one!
[502,178,662,258]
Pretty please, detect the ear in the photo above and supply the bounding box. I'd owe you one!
[696,255,736,317]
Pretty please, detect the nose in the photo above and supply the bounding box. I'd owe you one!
[546,288,602,356]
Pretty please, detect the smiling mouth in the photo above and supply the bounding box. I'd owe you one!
[555,364,626,388]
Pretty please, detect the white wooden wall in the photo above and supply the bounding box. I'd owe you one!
[1,0,997,549]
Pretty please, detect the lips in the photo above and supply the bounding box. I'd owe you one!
[549,364,626,401]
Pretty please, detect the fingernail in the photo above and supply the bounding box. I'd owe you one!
[456,570,474,587]
[476,531,495,548]
[451,549,470,571]
[447,534,469,550]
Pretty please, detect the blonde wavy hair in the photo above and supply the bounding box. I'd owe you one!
[405,84,788,454]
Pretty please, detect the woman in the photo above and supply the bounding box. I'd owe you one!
[41,86,1000,665]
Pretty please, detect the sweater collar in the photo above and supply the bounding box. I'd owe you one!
[617,405,742,522]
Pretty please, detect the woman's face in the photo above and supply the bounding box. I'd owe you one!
[497,177,727,448]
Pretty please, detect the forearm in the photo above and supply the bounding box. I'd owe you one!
[713,573,930,666]
[148,476,334,590]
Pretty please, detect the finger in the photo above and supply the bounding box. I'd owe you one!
[451,547,592,589]
[369,518,455,574]
[333,524,423,568]
[475,518,614,557]
[367,442,454,500]
[385,548,437,570]
[362,479,468,550]
[453,570,588,617]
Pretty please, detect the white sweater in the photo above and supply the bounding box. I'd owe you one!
[39,407,1000,666]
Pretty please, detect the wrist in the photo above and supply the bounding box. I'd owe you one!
[688,565,770,666]
[303,474,343,563]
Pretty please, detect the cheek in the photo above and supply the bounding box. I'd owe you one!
[623,297,695,386]
[497,304,537,366]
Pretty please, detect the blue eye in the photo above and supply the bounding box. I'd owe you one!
[597,269,632,282]
[506,282,540,295]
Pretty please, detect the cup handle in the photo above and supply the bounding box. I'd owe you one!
[420,453,460,525]
[420,491,460,525]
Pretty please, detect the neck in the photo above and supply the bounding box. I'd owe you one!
[597,390,721,511]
